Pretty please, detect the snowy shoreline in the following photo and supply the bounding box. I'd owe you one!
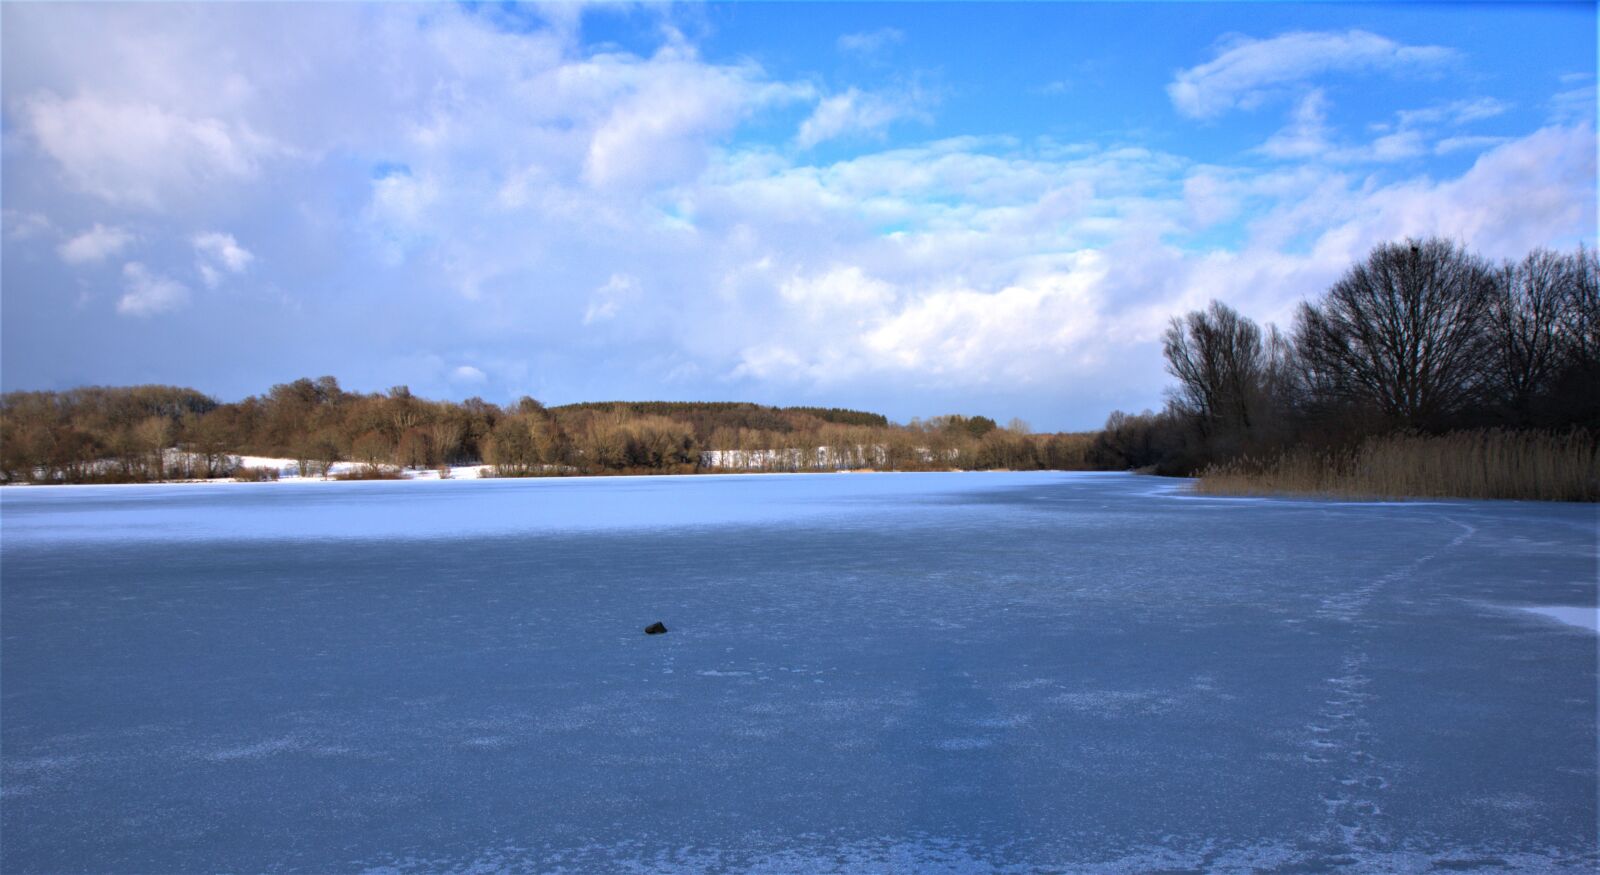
[1,457,487,489]
[0,462,1017,490]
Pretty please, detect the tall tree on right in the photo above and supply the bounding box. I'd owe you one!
[1486,248,1573,424]
[1295,237,1497,430]
[1547,245,1600,427]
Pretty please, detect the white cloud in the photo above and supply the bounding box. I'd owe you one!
[364,171,439,264]
[192,231,254,287]
[1259,89,1332,159]
[716,123,1592,399]
[1359,129,1427,162]
[1395,97,1510,128]
[583,273,638,324]
[862,266,1106,382]
[838,28,904,56]
[1549,81,1597,125]
[1434,134,1511,155]
[3,4,1591,425]
[370,173,438,229]
[194,232,253,272]
[779,266,896,321]
[796,87,929,148]
[450,365,488,384]
[1306,124,1597,262]
[729,253,1140,391]
[1182,170,1240,229]
[580,48,811,189]
[1260,91,1453,164]
[1169,30,1455,119]
[57,224,132,264]
[22,92,272,209]
[117,262,189,316]
[4,210,55,241]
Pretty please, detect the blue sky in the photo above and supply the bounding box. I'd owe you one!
[3,2,1594,430]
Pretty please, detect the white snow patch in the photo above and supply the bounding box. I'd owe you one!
[231,456,490,482]
[1515,605,1599,633]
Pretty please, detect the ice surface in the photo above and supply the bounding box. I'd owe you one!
[2,472,1595,872]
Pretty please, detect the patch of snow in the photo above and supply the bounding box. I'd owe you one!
[1516,605,1599,633]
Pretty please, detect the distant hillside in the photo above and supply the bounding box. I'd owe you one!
[550,401,889,436]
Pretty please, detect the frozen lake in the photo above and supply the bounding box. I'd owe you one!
[2,472,1596,873]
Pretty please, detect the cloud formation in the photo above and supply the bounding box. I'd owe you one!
[192,232,254,287]
[838,28,904,57]
[117,263,188,317]
[584,274,638,324]
[1169,30,1455,119]
[796,87,930,148]
[450,365,487,385]
[23,92,271,209]
[57,224,132,264]
[1,5,1593,427]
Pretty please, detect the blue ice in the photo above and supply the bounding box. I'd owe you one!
[2,472,1595,872]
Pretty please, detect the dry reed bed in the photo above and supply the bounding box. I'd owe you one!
[1196,430,1599,502]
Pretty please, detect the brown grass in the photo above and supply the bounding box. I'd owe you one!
[231,466,280,483]
[1196,429,1599,502]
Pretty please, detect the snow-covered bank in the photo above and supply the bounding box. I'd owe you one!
[228,456,494,483]
[3,456,492,488]
[6,453,1001,488]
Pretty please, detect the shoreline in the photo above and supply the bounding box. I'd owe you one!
[0,467,1104,491]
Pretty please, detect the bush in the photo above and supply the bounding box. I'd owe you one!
[334,464,404,481]
[232,466,280,482]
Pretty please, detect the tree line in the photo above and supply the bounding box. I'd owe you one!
[1092,237,1599,478]
[0,380,1095,483]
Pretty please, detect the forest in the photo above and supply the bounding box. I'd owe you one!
[1094,237,1599,500]
[0,381,1094,483]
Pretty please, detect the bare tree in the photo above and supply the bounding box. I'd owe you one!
[1163,300,1267,436]
[352,430,392,470]
[1548,244,1600,427]
[134,415,172,479]
[528,416,568,466]
[187,412,236,478]
[386,386,422,436]
[487,417,536,475]
[396,428,432,469]
[309,432,342,478]
[427,417,466,466]
[1558,244,1599,373]
[1488,249,1571,420]
[1294,237,1497,428]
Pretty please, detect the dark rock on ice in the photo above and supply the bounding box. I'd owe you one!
[644,622,668,635]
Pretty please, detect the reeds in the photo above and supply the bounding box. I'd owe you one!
[1196,429,1599,502]
[333,464,404,481]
